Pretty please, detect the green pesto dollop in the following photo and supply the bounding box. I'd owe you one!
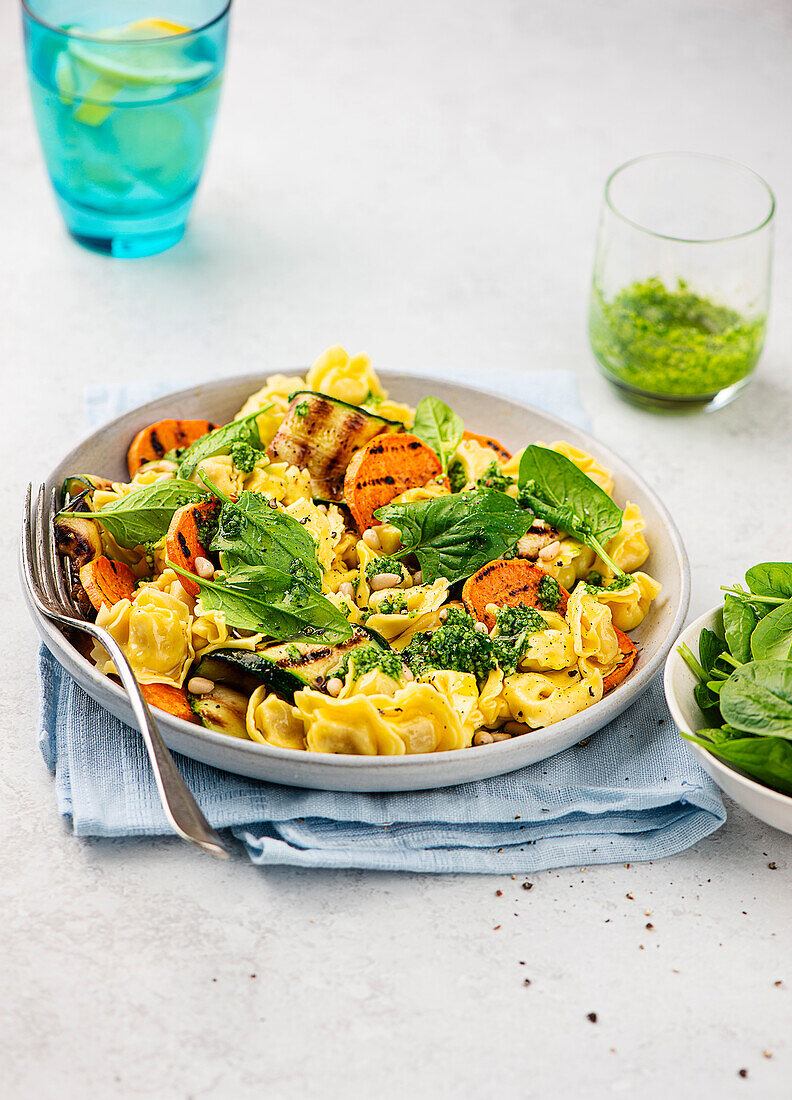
[589,278,765,397]
[336,644,404,683]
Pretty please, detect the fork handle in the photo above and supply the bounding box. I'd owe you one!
[89,629,229,858]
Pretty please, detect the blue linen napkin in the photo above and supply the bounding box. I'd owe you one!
[38,368,725,871]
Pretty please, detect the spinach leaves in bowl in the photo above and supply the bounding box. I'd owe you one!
[677,561,792,796]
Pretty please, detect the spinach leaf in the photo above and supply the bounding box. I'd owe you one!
[694,682,721,711]
[745,562,792,601]
[167,561,352,643]
[682,731,792,797]
[750,598,792,661]
[208,488,321,581]
[517,445,625,576]
[722,595,756,664]
[411,396,464,471]
[719,661,792,737]
[61,479,206,548]
[375,489,533,584]
[179,410,270,479]
[677,642,708,684]
[228,565,353,640]
[699,627,727,674]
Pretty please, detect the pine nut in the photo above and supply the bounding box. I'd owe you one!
[473,730,495,746]
[362,529,381,550]
[439,608,449,622]
[316,504,328,514]
[339,581,355,599]
[491,731,513,741]
[401,666,415,681]
[474,621,489,634]
[187,676,214,695]
[194,556,214,579]
[370,572,401,591]
[325,677,343,696]
[412,570,423,585]
[538,540,561,561]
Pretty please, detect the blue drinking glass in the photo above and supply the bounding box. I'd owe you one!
[22,1,231,257]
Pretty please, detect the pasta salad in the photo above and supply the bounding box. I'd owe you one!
[55,346,662,756]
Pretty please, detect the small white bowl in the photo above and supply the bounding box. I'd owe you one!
[664,606,792,835]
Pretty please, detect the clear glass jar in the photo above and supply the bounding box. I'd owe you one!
[589,153,775,412]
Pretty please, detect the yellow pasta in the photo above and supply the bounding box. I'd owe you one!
[503,669,603,728]
[247,687,306,750]
[566,588,620,676]
[588,571,662,631]
[66,348,656,758]
[234,373,306,445]
[306,345,386,407]
[594,502,650,576]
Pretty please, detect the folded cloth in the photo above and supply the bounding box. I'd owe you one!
[38,367,725,871]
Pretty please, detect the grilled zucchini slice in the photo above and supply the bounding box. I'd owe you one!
[54,513,104,617]
[266,391,402,501]
[193,627,388,701]
[191,684,250,739]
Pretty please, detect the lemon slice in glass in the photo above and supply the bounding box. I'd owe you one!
[65,18,213,125]
[68,19,212,88]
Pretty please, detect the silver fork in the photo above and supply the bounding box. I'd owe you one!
[22,483,230,859]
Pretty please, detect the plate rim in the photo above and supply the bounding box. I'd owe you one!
[33,370,691,774]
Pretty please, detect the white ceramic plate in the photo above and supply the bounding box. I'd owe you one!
[27,372,690,791]
[664,607,792,836]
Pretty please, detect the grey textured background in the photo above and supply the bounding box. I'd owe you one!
[2,1,791,1097]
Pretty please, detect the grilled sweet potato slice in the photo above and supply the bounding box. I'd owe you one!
[127,418,217,477]
[461,431,512,463]
[603,628,638,695]
[165,499,219,597]
[140,682,197,723]
[79,556,136,611]
[344,432,444,531]
[462,559,569,629]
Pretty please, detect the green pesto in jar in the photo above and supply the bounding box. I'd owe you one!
[589,278,765,397]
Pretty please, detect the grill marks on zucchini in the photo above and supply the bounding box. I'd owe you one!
[190,685,249,738]
[54,513,104,618]
[267,392,402,501]
[192,628,384,701]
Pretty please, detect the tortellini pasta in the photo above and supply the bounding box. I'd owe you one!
[190,455,245,498]
[247,688,306,750]
[450,439,500,487]
[235,373,307,445]
[536,536,596,592]
[306,345,386,408]
[595,502,650,576]
[566,588,620,676]
[588,571,662,631]
[517,612,577,672]
[244,459,312,505]
[503,669,604,728]
[366,578,450,642]
[69,353,659,759]
[92,584,194,687]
